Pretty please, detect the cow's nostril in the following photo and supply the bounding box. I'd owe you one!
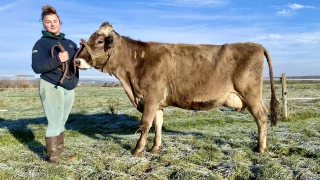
[76,60,81,66]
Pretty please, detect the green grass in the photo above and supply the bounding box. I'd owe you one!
[0,83,320,179]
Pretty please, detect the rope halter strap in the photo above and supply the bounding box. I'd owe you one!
[80,39,112,67]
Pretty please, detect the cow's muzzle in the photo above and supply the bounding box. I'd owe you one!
[75,60,81,67]
[75,58,92,69]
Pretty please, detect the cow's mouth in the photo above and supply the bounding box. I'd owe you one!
[75,58,92,69]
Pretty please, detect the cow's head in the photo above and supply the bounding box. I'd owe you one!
[76,22,115,71]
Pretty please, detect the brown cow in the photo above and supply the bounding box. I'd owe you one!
[76,22,278,156]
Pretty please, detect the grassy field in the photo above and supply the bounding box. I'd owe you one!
[0,80,320,179]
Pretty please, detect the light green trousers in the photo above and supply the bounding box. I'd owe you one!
[39,79,75,137]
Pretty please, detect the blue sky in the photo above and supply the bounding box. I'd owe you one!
[0,0,319,77]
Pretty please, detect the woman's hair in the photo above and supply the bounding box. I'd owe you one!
[40,5,61,23]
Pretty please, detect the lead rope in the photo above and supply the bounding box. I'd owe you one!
[51,42,80,83]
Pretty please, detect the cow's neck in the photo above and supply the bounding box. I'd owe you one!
[103,36,142,74]
[107,36,146,111]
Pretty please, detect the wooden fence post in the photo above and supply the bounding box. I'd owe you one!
[282,73,288,118]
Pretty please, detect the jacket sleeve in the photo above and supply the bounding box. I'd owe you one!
[31,40,62,74]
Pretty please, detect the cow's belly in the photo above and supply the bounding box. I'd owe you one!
[170,92,245,111]
[171,96,224,111]
[184,100,222,111]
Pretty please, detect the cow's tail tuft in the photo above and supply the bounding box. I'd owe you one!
[264,47,279,126]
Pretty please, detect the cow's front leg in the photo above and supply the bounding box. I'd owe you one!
[133,104,158,156]
[150,110,164,153]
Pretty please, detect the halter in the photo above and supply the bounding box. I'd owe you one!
[80,39,114,68]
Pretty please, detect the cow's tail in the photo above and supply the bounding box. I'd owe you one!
[264,47,279,126]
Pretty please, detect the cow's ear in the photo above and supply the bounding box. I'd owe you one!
[104,35,114,51]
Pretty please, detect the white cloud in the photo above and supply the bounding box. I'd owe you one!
[252,32,320,45]
[289,3,315,10]
[277,3,316,16]
[277,9,293,16]
[0,2,16,12]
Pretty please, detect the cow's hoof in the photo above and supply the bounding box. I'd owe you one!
[150,147,161,154]
[258,148,266,153]
[256,145,266,153]
[132,148,144,156]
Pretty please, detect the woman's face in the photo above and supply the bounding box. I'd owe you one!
[43,14,60,35]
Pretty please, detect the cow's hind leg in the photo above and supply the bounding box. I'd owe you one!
[246,99,268,153]
[224,92,268,152]
[150,110,164,153]
[133,104,158,156]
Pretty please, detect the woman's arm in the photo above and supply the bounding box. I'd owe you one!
[31,40,62,74]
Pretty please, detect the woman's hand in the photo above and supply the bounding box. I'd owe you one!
[58,52,69,62]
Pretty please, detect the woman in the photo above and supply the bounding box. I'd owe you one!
[32,5,79,164]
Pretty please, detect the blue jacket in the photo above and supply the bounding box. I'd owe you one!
[32,31,79,90]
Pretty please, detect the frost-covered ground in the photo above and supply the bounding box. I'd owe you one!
[0,83,319,179]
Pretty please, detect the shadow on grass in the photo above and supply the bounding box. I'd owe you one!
[0,117,46,159]
[0,116,47,160]
[0,112,206,160]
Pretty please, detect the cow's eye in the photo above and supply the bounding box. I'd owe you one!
[97,40,104,45]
